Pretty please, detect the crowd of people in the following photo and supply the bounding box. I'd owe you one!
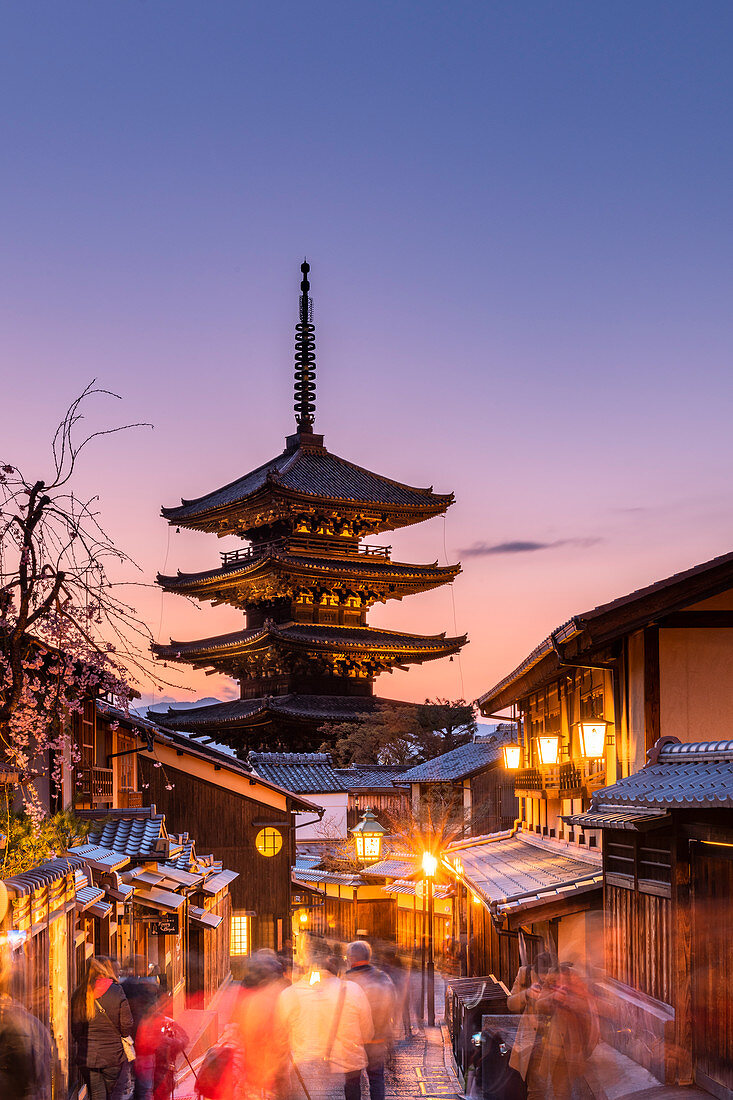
[1,933,612,1100]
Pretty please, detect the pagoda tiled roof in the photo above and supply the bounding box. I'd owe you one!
[155,693,417,732]
[154,622,466,665]
[158,552,459,592]
[161,441,453,527]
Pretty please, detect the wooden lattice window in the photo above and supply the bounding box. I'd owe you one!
[230,914,250,956]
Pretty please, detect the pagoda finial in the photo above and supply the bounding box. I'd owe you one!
[294,259,316,432]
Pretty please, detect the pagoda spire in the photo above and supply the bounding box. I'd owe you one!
[294,260,316,433]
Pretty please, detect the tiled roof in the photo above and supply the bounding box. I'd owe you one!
[159,694,410,732]
[360,858,417,878]
[249,752,346,793]
[87,811,173,860]
[400,736,514,783]
[162,443,453,523]
[291,866,362,886]
[337,765,410,791]
[67,844,131,872]
[382,879,452,899]
[479,548,733,712]
[3,854,88,897]
[155,622,465,661]
[446,832,600,916]
[585,738,733,812]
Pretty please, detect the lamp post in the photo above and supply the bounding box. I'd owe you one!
[351,806,388,865]
[422,851,438,1028]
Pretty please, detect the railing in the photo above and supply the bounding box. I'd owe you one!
[515,761,603,796]
[514,768,543,791]
[220,538,392,566]
[76,766,113,805]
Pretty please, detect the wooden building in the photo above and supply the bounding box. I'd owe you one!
[470,548,733,1096]
[565,737,733,1097]
[153,262,465,751]
[249,752,350,839]
[339,764,410,830]
[400,733,518,838]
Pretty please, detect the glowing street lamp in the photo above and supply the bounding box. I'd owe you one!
[502,743,521,770]
[422,850,437,1027]
[351,806,389,864]
[536,735,560,766]
[578,720,609,759]
[422,851,438,877]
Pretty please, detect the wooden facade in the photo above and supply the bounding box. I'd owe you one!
[140,757,294,953]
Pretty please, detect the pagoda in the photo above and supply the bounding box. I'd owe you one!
[153,262,466,752]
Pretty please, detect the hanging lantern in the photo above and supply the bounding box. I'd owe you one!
[502,744,521,770]
[537,735,560,766]
[578,720,609,759]
[350,806,389,864]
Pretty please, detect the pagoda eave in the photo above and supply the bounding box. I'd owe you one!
[156,557,461,608]
[163,488,454,539]
[154,693,420,750]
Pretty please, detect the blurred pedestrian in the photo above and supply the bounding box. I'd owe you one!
[71,956,135,1100]
[232,950,288,1097]
[0,930,53,1100]
[536,963,605,1100]
[507,952,552,1100]
[380,947,411,1040]
[134,991,188,1100]
[279,951,373,1100]
[344,941,395,1100]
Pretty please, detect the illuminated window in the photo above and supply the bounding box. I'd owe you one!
[255,827,283,857]
[230,914,250,956]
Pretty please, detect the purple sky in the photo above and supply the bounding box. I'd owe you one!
[3,3,733,710]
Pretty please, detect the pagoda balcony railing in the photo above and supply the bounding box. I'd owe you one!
[220,538,392,566]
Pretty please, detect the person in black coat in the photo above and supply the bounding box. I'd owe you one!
[72,956,134,1100]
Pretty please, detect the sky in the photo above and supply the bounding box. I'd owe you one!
[2,2,733,711]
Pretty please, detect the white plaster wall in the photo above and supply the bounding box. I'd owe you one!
[626,630,647,773]
[660,627,733,743]
[294,791,348,839]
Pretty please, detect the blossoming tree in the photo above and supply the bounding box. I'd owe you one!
[0,383,158,828]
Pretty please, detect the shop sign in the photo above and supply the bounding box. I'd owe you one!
[149,915,178,935]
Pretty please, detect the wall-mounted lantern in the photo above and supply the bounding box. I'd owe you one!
[351,806,389,864]
[578,720,609,759]
[502,744,522,770]
[536,735,560,766]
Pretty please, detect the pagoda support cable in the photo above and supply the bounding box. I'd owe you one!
[294,260,316,432]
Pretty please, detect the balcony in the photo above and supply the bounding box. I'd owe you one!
[220,537,392,566]
[515,761,604,798]
[515,768,543,792]
[76,766,113,806]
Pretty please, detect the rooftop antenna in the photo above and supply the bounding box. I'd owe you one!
[294,259,316,432]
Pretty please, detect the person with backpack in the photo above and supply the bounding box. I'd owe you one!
[71,956,135,1100]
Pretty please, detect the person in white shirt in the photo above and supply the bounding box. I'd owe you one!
[278,954,373,1100]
